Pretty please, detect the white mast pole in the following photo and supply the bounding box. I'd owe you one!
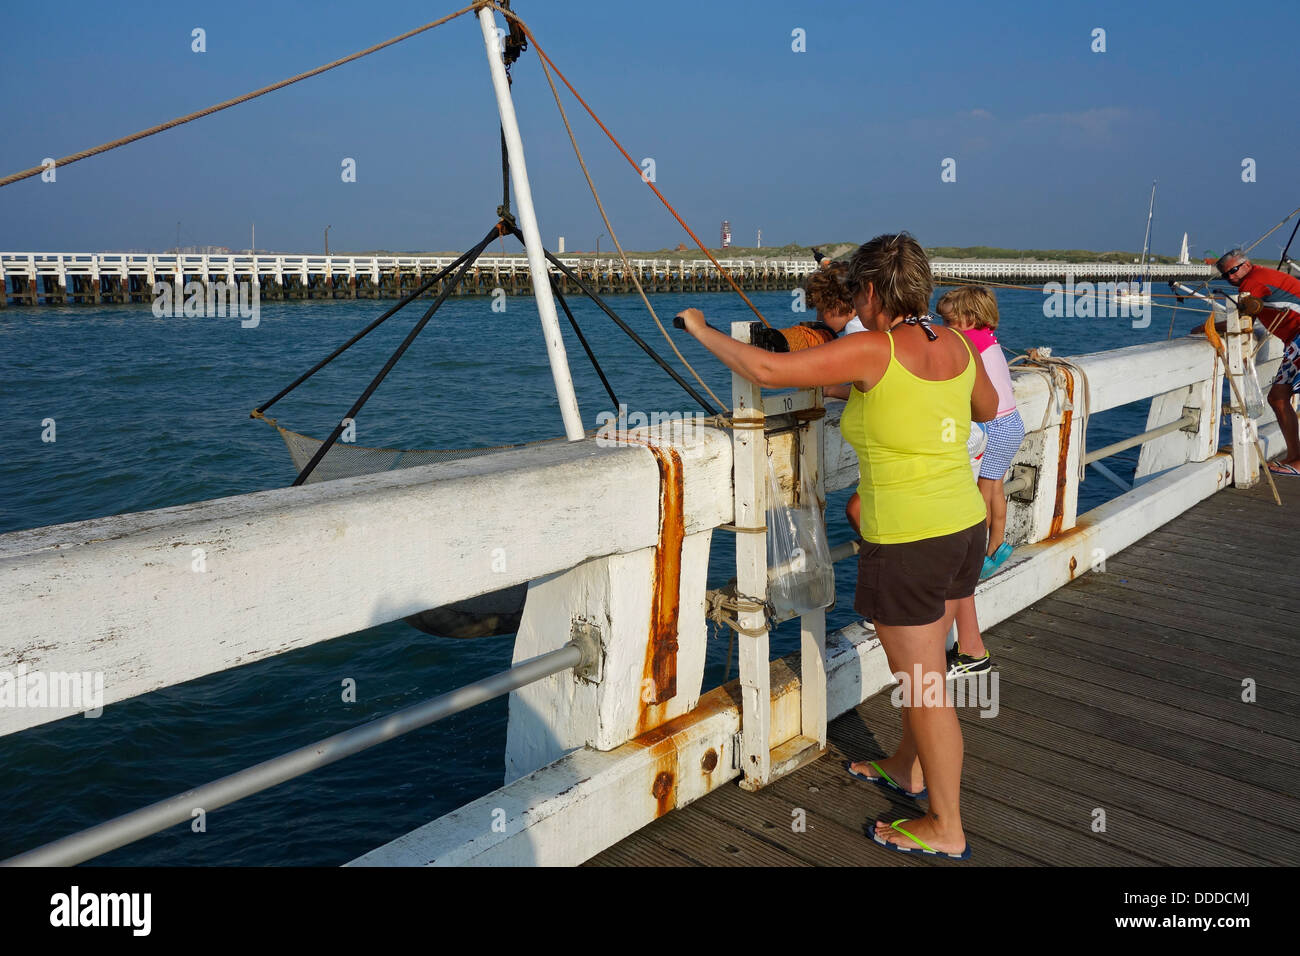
[1141,180,1156,270]
[477,7,584,441]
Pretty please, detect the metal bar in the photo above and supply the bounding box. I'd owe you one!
[478,6,584,441]
[290,227,499,486]
[254,244,483,415]
[2,644,582,867]
[1004,473,1033,498]
[1082,410,1199,465]
[550,275,619,410]
[828,538,860,564]
[1088,459,1132,493]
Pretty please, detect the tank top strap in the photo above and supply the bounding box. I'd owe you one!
[948,325,978,365]
[884,329,896,361]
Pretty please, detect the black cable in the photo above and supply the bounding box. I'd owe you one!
[550,275,618,410]
[255,243,485,415]
[290,225,501,486]
[506,225,720,415]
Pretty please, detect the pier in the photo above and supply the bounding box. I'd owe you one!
[591,480,1300,866]
[1,299,1291,867]
[0,252,1214,307]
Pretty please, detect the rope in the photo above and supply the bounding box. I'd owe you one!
[706,584,775,639]
[0,4,479,189]
[1008,349,1091,480]
[516,230,723,415]
[527,36,730,413]
[489,3,772,329]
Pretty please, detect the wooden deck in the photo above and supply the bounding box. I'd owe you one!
[589,481,1300,866]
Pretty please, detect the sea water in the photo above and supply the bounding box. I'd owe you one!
[0,286,1220,865]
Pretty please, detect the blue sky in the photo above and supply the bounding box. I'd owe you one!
[0,0,1294,258]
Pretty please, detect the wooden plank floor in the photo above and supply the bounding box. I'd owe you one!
[589,481,1300,866]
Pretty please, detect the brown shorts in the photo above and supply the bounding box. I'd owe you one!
[854,521,986,627]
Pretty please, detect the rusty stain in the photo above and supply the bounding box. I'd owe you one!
[652,770,675,814]
[1068,555,1078,579]
[701,748,718,773]
[1049,370,1076,539]
[633,441,685,735]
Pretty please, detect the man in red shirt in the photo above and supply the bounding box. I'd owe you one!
[1203,249,1300,475]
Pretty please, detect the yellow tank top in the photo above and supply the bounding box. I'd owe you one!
[840,327,987,544]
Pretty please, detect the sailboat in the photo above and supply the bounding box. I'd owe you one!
[1115,180,1156,309]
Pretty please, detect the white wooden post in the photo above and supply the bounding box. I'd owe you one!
[797,391,828,752]
[1134,363,1222,483]
[1003,365,1082,545]
[731,322,772,790]
[1226,305,1260,487]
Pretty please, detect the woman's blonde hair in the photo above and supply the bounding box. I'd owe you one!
[935,285,1000,330]
[845,233,932,320]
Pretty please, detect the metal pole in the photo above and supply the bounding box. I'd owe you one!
[1082,410,1200,464]
[477,6,584,441]
[2,644,582,867]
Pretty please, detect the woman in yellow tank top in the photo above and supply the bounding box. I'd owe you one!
[676,233,998,860]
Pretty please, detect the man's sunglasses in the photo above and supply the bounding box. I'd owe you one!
[1221,262,1246,277]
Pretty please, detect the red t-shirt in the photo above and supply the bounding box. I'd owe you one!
[1239,265,1300,341]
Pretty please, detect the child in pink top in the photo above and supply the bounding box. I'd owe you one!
[936,287,1025,574]
[934,287,1026,676]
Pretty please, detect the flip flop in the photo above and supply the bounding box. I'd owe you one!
[870,818,971,861]
[1267,461,1300,477]
[844,760,927,800]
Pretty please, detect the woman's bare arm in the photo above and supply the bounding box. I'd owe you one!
[676,308,878,389]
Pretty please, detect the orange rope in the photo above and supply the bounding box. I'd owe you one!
[780,325,836,351]
[491,4,771,327]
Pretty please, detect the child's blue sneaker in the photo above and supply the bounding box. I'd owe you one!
[979,542,1014,580]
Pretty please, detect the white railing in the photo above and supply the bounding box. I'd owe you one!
[1,252,1212,286]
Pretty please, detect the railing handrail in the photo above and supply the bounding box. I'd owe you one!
[0,643,586,867]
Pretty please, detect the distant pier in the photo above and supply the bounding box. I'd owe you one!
[0,252,1214,307]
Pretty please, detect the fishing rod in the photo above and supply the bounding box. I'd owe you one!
[1278,217,1300,271]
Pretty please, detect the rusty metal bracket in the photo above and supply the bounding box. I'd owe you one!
[570,618,604,684]
[731,732,744,771]
[1180,405,1202,434]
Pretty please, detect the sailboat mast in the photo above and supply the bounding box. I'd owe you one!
[477,6,585,441]
[1140,180,1156,272]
